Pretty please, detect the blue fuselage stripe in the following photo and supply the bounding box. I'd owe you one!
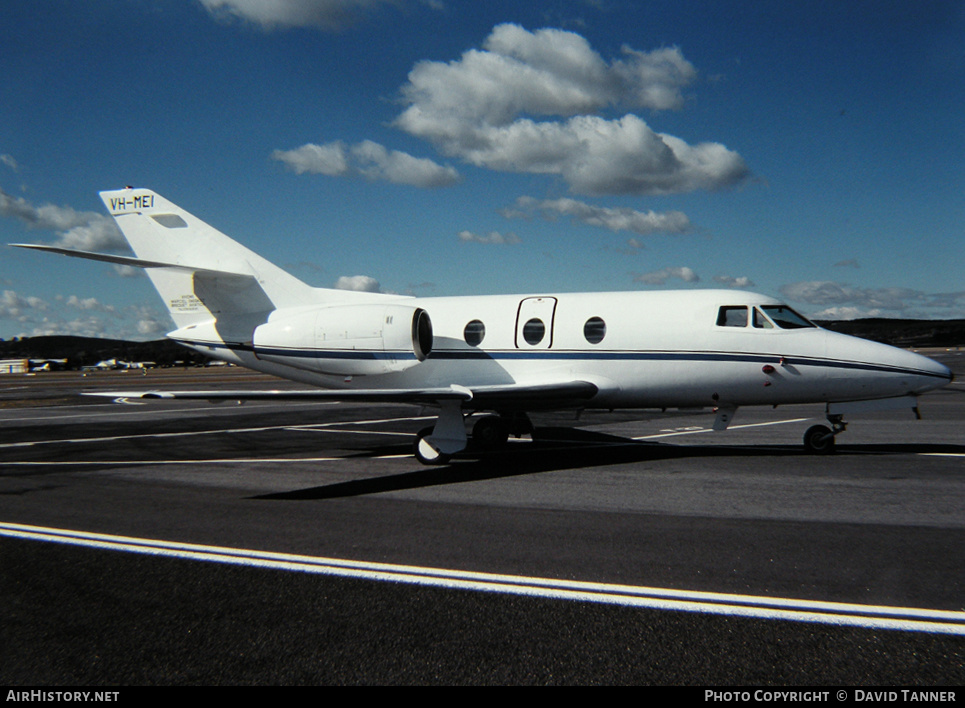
[172,339,950,381]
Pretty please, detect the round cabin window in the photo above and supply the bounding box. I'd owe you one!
[584,316,606,344]
[463,319,485,346]
[522,318,545,345]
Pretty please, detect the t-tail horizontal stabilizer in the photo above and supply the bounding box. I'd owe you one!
[9,243,248,278]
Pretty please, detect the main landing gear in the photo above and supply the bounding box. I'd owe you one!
[803,413,847,454]
[470,413,533,451]
[413,412,534,465]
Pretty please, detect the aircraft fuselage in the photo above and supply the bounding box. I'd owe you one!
[174,288,952,413]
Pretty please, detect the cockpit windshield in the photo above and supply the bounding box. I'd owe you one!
[759,305,815,329]
[717,304,816,330]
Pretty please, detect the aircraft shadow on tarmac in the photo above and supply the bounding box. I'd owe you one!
[251,427,965,501]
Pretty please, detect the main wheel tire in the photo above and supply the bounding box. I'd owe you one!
[471,416,510,449]
[414,426,451,465]
[803,425,836,454]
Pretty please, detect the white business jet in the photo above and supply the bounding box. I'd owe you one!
[13,188,953,464]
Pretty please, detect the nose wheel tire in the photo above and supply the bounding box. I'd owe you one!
[803,424,836,454]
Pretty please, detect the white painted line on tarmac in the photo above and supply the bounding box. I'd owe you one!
[284,428,415,437]
[3,521,964,636]
[0,400,334,424]
[0,414,433,450]
[633,418,811,440]
[288,415,435,429]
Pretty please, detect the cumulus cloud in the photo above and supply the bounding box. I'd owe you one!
[137,319,163,336]
[26,315,128,340]
[63,295,116,313]
[335,275,382,292]
[457,230,521,245]
[0,154,19,173]
[270,24,745,201]
[199,0,394,31]
[350,140,460,188]
[125,304,169,338]
[778,280,965,319]
[714,275,755,288]
[399,24,695,126]
[2,292,172,340]
[393,24,749,196]
[272,140,460,188]
[634,266,699,285]
[779,281,926,312]
[112,265,143,278]
[809,306,883,321]
[927,291,965,310]
[0,290,49,321]
[503,196,691,236]
[0,188,125,251]
[135,311,166,336]
[272,142,349,176]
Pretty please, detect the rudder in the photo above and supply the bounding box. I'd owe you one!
[99,188,313,330]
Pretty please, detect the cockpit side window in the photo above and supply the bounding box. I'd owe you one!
[753,308,774,329]
[760,305,815,329]
[716,306,748,327]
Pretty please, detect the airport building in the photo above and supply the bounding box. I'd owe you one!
[0,359,29,374]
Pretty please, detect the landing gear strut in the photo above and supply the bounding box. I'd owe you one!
[803,414,847,454]
[412,399,466,465]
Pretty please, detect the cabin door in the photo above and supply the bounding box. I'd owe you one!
[515,297,557,349]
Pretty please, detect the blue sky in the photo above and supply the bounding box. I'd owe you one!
[2,0,963,340]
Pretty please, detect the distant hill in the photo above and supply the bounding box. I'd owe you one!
[0,336,211,369]
[1,321,963,371]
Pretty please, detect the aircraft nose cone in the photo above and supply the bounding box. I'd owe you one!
[823,330,954,399]
[906,350,954,392]
[934,360,953,384]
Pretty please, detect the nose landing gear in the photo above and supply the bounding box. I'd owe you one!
[803,414,847,454]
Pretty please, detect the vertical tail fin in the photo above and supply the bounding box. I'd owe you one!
[99,188,314,332]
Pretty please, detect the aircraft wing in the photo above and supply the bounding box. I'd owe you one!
[84,380,599,408]
[458,381,599,409]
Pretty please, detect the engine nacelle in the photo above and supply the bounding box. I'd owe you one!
[253,303,432,376]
